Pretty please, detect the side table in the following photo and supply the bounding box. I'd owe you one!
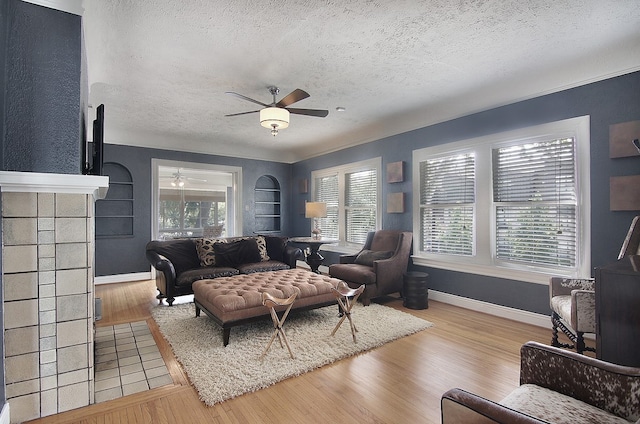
[403,271,429,309]
[288,237,338,273]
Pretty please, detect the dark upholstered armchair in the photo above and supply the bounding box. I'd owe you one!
[441,341,640,423]
[328,230,412,306]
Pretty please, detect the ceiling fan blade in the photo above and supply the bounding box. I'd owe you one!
[276,89,310,108]
[225,92,270,108]
[287,108,329,118]
[225,110,261,117]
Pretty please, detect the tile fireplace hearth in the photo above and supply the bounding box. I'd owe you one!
[1,171,108,423]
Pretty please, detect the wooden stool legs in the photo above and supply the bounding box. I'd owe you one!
[331,282,365,343]
[260,292,298,359]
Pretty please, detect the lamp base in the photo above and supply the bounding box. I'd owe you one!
[311,228,321,240]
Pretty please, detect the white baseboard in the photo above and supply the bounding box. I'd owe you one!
[1,403,9,424]
[429,290,551,329]
[95,272,151,285]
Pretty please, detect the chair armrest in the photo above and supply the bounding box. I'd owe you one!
[339,254,358,264]
[441,388,548,424]
[570,289,595,332]
[549,277,594,302]
[520,341,640,422]
[372,256,405,291]
[145,251,176,279]
[284,245,304,268]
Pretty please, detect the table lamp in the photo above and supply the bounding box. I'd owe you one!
[305,202,327,239]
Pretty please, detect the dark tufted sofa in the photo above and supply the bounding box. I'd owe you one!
[146,235,303,306]
[441,341,640,423]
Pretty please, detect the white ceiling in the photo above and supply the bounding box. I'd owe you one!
[81,0,640,164]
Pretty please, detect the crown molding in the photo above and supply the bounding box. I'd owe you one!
[20,0,84,16]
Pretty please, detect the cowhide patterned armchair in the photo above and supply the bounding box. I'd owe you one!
[549,276,595,354]
[441,341,640,423]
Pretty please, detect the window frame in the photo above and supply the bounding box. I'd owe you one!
[310,157,382,247]
[412,116,591,284]
[151,159,242,240]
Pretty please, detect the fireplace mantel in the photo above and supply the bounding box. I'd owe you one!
[0,171,109,198]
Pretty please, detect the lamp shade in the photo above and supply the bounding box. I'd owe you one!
[260,107,290,129]
[305,202,327,218]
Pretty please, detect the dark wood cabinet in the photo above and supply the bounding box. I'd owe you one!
[595,255,640,367]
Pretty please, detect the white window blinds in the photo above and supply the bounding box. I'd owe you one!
[315,174,339,240]
[492,137,577,268]
[419,153,475,256]
[346,169,377,244]
[311,157,381,244]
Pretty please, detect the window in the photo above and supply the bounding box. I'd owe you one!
[152,159,242,240]
[419,153,475,256]
[158,191,226,233]
[311,158,382,245]
[413,116,590,283]
[493,138,577,268]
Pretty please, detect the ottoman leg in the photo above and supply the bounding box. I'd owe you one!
[223,328,231,347]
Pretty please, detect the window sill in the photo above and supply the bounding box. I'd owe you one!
[411,256,574,285]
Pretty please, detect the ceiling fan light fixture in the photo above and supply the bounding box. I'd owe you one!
[171,175,185,187]
[260,107,290,133]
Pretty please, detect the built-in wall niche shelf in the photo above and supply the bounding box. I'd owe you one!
[96,163,134,237]
[254,175,281,234]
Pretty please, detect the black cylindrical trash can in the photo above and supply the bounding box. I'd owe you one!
[403,271,429,309]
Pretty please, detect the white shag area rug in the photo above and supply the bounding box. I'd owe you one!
[152,302,433,406]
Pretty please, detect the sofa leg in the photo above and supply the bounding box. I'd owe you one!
[223,328,231,346]
[360,296,371,306]
[167,297,175,306]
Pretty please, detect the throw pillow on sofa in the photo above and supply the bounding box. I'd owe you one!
[213,238,263,268]
[196,238,227,266]
[253,235,270,262]
[196,236,270,267]
[354,249,394,267]
[264,235,288,263]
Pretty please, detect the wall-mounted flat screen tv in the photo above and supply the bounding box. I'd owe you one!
[84,104,104,176]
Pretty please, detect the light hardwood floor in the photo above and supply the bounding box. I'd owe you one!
[26,279,573,424]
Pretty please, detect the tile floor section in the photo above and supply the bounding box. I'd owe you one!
[94,321,172,403]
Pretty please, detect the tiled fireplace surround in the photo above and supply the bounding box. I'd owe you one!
[1,171,108,423]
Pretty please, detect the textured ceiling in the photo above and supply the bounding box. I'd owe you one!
[82,0,640,163]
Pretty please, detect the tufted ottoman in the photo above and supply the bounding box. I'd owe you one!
[193,268,343,346]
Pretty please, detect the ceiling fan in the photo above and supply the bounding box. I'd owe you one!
[225,87,329,136]
[163,169,207,187]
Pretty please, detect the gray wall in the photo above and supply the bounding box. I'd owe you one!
[4,0,83,174]
[292,71,640,315]
[95,144,293,276]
